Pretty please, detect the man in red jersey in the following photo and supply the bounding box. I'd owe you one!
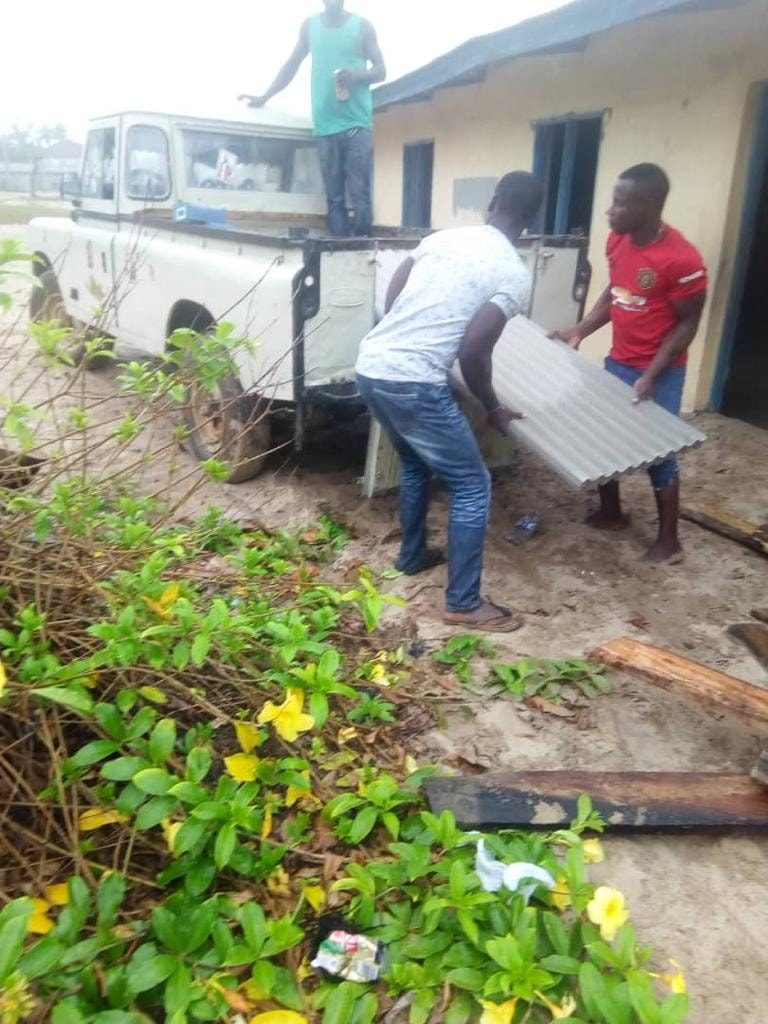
[552,164,707,561]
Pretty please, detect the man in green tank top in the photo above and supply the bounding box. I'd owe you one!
[239,0,386,237]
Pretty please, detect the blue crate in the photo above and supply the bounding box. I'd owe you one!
[173,202,229,227]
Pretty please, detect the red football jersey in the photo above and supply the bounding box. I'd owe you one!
[606,226,707,369]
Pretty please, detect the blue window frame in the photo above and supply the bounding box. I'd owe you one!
[402,141,434,229]
[533,113,603,235]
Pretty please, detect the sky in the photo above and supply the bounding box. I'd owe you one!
[2,0,566,140]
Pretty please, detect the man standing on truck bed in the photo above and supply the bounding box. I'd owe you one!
[551,163,707,562]
[239,0,385,237]
[356,172,544,632]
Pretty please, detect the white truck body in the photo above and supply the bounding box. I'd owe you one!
[27,108,590,480]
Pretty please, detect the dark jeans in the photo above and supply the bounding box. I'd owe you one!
[357,374,491,612]
[316,128,372,237]
[605,357,686,489]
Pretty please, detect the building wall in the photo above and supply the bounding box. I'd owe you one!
[372,0,768,411]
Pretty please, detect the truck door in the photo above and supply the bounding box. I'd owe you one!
[57,120,119,332]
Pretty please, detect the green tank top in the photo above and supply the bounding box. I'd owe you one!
[309,13,373,137]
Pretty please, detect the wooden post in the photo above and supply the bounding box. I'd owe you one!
[592,637,768,726]
[680,502,768,557]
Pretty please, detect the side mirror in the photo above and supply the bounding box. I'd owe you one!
[61,172,81,199]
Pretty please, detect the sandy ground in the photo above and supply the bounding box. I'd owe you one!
[2,223,767,1021]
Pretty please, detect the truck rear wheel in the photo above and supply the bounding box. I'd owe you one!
[183,374,272,483]
[30,270,110,369]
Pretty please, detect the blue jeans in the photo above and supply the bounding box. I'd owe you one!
[357,374,491,612]
[316,128,372,237]
[605,357,686,489]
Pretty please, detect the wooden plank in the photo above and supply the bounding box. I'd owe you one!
[752,608,768,626]
[728,623,768,673]
[424,771,768,832]
[593,637,768,726]
[680,502,768,557]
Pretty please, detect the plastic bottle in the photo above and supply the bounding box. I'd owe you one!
[506,513,540,544]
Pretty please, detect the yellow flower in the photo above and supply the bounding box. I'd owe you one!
[582,838,604,864]
[248,1012,309,1024]
[261,806,273,839]
[266,866,291,897]
[286,770,312,807]
[655,959,686,995]
[551,874,572,911]
[479,999,518,1024]
[587,886,630,942]
[44,884,70,906]
[370,663,387,682]
[161,819,182,854]
[234,720,261,754]
[225,753,260,782]
[0,658,6,698]
[141,582,180,618]
[536,990,578,1019]
[304,885,326,913]
[257,689,315,742]
[78,807,128,831]
[28,899,55,935]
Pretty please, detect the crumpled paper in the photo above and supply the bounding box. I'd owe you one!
[475,839,555,899]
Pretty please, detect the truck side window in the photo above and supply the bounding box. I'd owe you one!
[82,128,117,201]
[126,126,172,201]
[181,129,323,195]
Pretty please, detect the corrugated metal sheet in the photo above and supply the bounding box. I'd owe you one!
[473,316,706,489]
[373,0,747,111]
[362,314,705,496]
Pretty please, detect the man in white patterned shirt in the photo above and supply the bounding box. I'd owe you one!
[356,172,543,631]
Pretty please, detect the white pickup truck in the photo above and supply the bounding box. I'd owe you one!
[27,108,590,485]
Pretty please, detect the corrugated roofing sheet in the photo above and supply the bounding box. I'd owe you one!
[471,316,706,489]
[373,0,746,110]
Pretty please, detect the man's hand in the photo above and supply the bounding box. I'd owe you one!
[548,326,585,349]
[238,94,267,108]
[488,405,525,436]
[632,374,654,403]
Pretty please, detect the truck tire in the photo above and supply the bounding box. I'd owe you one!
[183,374,272,483]
[30,270,111,369]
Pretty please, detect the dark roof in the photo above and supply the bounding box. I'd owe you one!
[374,0,744,110]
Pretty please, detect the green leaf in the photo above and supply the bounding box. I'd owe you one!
[539,954,582,975]
[240,902,267,954]
[101,756,150,781]
[350,992,378,1024]
[403,932,453,960]
[348,805,378,844]
[149,718,177,764]
[126,952,178,994]
[322,980,359,1024]
[67,740,120,770]
[543,911,571,956]
[251,958,276,995]
[184,901,219,955]
[214,821,237,869]
[185,859,216,897]
[165,962,193,1016]
[191,801,229,821]
[186,746,213,783]
[445,991,474,1024]
[445,968,485,991]
[32,685,93,714]
[271,966,304,1011]
[409,987,437,1024]
[191,633,210,667]
[175,816,209,854]
[97,872,126,928]
[19,936,65,980]
[579,962,606,1021]
[135,795,179,830]
[52,1001,86,1024]
[94,702,127,740]
[381,811,400,839]
[627,970,663,1024]
[457,909,479,946]
[0,914,29,982]
[133,768,175,795]
[660,993,690,1024]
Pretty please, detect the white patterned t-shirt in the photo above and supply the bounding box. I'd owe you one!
[356,225,531,384]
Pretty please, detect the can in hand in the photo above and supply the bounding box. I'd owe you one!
[334,69,350,102]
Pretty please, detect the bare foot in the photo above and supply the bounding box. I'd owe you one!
[585,510,631,531]
[644,538,683,562]
[443,600,524,633]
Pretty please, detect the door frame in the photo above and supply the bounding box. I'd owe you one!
[711,80,768,410]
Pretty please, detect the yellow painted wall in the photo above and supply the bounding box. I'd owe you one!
[372,0,768,412]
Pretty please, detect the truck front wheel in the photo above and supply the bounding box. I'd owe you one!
[30,270,111,369]
[183,374,272,483]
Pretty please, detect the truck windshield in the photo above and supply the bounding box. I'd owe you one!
[182,129,323,195]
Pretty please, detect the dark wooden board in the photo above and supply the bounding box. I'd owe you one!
[729,623,768,672]
[593,636,768,726]
[424,771,768,832]
[680,502,768,557]
[751,608,768,626]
